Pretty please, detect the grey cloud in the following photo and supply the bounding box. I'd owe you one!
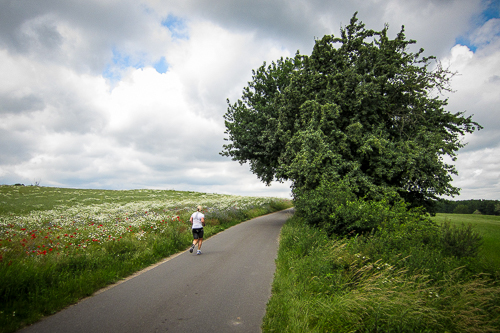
[448,97,500,153]
[0,93,45,114]
[0,0,45,51]
[0,129,36,164]
[160,0,352,54]
[18,15,63,52]
[0,0,169,73]
[460,132,500,153]
[160,0,482,59]
[488,75,500,83]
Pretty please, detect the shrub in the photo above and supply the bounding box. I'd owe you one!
[329,197,418,236]
[348,210,485,281]
[294,178,407,237]
[440,221,482,258]
[293,179,357,232]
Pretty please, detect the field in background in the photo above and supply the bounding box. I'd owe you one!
[0,185,292,333]
[431,213,500,271]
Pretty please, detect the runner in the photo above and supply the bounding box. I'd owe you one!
[188,205,205,255]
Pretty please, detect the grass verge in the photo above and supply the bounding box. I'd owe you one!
[263,215,500,332]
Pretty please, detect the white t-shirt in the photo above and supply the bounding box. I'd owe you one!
[191,211,204,229]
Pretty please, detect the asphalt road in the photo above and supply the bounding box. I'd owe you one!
[19,208,293,333]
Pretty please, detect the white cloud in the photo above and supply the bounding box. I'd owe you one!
[0,7,293,197]
[440,15,500,200]
[470,17,500,47]
[444,42,500,152]
[381,0,483,57]
[0,0,498,200]
[447,148,500,200]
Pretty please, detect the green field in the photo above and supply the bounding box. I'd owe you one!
[0,185,292,333]
[431,213,500,271]
[0,185,210,214]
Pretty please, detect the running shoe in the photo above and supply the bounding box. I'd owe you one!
[189,244,194,253]
[197,250,201,255]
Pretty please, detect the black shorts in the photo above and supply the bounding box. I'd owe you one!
[192,228,204,239]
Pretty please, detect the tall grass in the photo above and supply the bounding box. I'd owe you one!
[0,185,292,333]
[263,216,500,332]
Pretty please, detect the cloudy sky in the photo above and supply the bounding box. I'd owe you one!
[0,0,499,200]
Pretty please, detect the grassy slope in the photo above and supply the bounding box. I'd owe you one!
[0,185,202,214]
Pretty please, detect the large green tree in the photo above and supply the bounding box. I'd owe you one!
[221,13,481,212]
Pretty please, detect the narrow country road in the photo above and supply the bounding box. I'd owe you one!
[19,208,293,333]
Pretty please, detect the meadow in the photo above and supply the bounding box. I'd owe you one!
[263,212,500,332]
[0,185,292,333]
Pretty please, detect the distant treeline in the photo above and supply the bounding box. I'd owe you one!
[436,199,500,215]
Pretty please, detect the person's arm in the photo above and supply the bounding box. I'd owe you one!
[201,217,205,226]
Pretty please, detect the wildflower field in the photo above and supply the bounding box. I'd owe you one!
[0,185,292,333]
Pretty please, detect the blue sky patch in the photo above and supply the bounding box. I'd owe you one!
[481,0,500,21]
[102,48,146,83]
[111,48,144,69]
[154,56,169,74]
[455,36,478,52]
[162,14,189,40]
[455,0,499,52]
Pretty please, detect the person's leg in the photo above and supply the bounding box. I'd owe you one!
[190,231,198,253]
[196,238,203,254]
[197,229,204,253]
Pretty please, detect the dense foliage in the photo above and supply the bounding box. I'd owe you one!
[222,13,481,223]
[436,199,500,215]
